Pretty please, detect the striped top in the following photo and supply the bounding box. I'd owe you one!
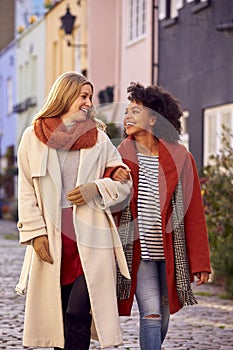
[137,153,165,261]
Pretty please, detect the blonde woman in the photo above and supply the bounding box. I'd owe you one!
[16,72,131,350]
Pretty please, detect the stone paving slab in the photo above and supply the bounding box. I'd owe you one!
[0,219,233,349]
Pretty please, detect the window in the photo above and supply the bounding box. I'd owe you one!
[204,104,233,165]
[128,0,146,43]
[159,0,208,20]
[7,77,13,115]
[25,62,29,98]
[31,56,37,97]
[180,110,189,150]
[159,0,183,20]
[186,0,208,3]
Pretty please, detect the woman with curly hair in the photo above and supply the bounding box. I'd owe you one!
[113,82,211,350]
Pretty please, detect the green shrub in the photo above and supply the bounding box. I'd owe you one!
[202,126,233,298]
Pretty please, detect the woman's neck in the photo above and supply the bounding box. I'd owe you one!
[134,134,159,156]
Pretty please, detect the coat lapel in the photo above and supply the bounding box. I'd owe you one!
[29,137,61,194]
[39,148,61,228]
[77,143,102,185]
[47,147,62,192]
[29,138,48,177]
[158,140,187,210]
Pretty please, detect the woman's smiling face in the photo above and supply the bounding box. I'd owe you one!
[62,84,93,123]
[123,100,155,137]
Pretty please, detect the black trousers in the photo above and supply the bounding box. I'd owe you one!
[54,274,91,350]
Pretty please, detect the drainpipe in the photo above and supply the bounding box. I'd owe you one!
[152,0,159,85]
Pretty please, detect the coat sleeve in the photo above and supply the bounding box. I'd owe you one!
[182,152,211,275]
[93,136,132,210]
[17,130,47,244]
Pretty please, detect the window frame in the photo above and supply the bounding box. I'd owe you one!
[203,104,233,165]
[128,0,146,45]
[180,110,189,150]
[159,0,209,20]
[6,77,13,116]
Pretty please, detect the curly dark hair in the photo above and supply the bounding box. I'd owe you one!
[126,82,183,142]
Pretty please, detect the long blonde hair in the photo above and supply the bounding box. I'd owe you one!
[33,71,94,122]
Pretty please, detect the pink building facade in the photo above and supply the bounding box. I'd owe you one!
[88,0,159,122]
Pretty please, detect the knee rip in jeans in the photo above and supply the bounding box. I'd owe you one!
[143,295,169,319]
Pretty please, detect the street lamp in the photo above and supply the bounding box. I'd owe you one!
[60,5,87,48]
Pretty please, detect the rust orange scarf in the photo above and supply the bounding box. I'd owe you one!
[34,117,98,150]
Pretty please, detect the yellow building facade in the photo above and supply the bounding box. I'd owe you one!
[45,0,88,94]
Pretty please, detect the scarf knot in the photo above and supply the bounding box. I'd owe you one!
[34,116,98,150]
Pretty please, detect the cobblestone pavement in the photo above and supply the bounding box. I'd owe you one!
[0,219,233,350]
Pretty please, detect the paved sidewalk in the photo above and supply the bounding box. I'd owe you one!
[0,219,233,349]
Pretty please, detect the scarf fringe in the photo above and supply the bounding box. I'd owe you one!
[172,179,198,308]
[116,198,134,300]
[177,288,198,307]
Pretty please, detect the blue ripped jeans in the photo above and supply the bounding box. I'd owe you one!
[136,260,170,350]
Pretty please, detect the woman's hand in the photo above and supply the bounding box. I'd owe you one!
[195,272,210,286]
[112,167,131,183]
[33,235,53,264]
[67,183,99,206]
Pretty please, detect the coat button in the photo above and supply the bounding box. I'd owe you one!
[17,222,23,229]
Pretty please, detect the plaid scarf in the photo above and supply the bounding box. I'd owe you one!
[172,180,197,306]
[116,197,134,300]
[117,181,198,307]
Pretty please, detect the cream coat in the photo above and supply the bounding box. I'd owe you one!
[17,126,131,349]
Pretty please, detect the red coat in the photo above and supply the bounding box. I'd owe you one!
[117,136,211,315]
